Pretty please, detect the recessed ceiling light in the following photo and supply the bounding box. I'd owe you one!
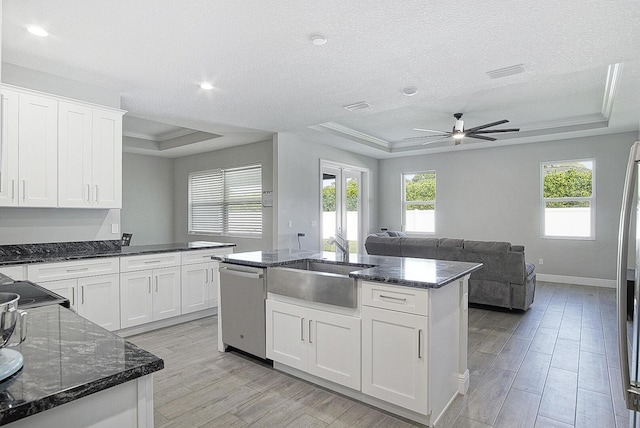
[310,35,327,46]
[199,82,214,90]
[402,87,418,96]
[27,25,49,37]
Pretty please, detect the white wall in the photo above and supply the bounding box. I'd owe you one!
[275,133,379,251]
[173,140,274,252]
[0,64,123,245]
[121,153,174,246]
[378,132,637,282]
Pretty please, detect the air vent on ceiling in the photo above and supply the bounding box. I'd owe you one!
[486,64,526,79]
[343,101,370,112]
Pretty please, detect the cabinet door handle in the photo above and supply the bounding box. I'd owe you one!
[95,185,99,202]
[144,260,161,264]
[22,180,26,201]
[71,286,75,306]
[309,319,313,344]
[148,277,151,293]
[211,268,215,285]
[11,180,15,201]
[418,329,423,359]
[379,294,407,303]
[155,276,159,292]
[301,318,305,341]
[205,268,209,284]
[86,184,91,202]
[81,286,85,304]
[66,267,89,273]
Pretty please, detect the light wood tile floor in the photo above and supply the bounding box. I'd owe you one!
[127,281,627,427]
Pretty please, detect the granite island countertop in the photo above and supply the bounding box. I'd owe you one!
[219,250,482,289]
[0,305,163,425]
[0,240,236,267]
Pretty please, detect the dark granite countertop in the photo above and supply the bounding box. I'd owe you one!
[0,240,236,267]
[0,305,163,425]
[219,250,482,289]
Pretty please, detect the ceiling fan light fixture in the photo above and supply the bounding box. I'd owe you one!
[402,87,418,96]
[310,35,327,46]
[452,132,465,140]
[27,25,49,37]
[199,82,214,90]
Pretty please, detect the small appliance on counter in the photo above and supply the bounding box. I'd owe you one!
[0,293,28,382]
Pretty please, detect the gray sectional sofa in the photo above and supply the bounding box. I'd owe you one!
[364,233,536,311]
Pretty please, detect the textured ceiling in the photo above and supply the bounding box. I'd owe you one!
[3,0,640,158]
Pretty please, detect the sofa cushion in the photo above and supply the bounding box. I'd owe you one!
[526,263,535,277]
[463,240,510,282]
[364,235,402,256]
[401,238,439,259]
[386,231,407,237]
[437,238,464,261]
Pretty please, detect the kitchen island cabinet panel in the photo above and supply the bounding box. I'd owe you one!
[362,305,428,414]
[266,299,361,390]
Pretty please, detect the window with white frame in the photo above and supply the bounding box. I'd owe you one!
[402,171,436,233]
[541,159,594,239]
[189,164,262,236]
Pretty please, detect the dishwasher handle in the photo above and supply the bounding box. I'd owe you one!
[219,266,264,279]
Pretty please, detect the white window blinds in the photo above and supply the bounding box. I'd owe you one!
[189,164,262,236]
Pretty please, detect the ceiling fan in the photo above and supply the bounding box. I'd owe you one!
[411,113,520,145]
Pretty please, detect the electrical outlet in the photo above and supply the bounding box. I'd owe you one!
[111,224,119,234]
[538,258,544,265]
[288,220,292,228]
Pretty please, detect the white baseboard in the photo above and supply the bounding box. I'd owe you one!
[536,273,616,288]
[116,308,217,337]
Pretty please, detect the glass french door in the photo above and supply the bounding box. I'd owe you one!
[321,161,365,254]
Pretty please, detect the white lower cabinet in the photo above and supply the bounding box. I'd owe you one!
[266,299,361,390]
[40,278,78,310]
[78,274,121,331]
[362,305,429,414]
[180,262,217,314]
[41,274,120,330]
[120,266,181,329]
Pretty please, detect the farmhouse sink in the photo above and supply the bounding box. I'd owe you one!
[267,260,374,308]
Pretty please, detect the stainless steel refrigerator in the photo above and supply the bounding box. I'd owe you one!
[617,140,640,426]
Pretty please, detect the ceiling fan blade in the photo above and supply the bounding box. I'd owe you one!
[463,119,509,134]
[413,128,450,134]
[465,134,497,142]
[473,128,520,134]
[421,136,451,145]
[404,133,450,141]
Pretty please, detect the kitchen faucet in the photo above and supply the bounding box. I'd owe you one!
[328,233,349,262]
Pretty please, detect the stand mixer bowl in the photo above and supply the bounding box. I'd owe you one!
[0,293,27,348]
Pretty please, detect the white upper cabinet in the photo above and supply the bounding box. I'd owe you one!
[18,92,59,207]
[0,88,19,206]
[92,108,122,208]
[58,102,123,208]
[0,88,58,207]
[58,102,93,207]
[1,84,124,209]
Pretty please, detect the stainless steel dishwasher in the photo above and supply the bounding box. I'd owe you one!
[219,263,267,359]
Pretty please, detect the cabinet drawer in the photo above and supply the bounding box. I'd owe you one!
[120,252,180,272]
[27,257,119,282]
[362,281,428,316]
[181,248,231,265]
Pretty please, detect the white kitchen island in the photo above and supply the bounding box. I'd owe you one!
[218,251,482,427]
